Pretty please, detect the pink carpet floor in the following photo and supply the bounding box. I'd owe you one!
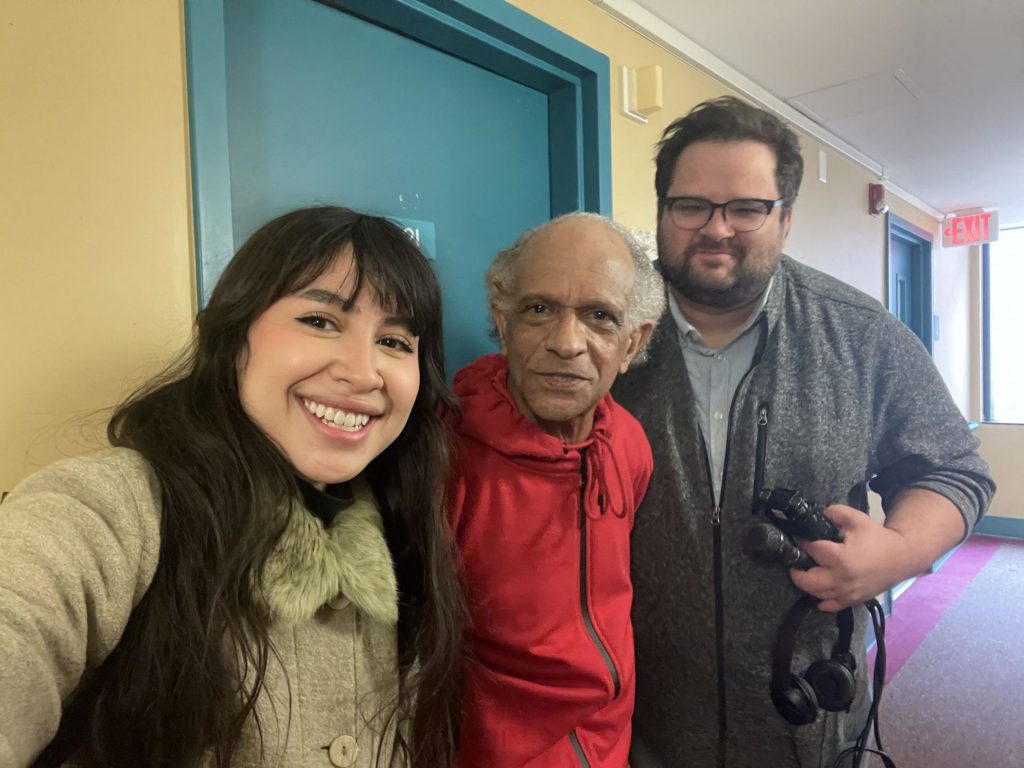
[865,535,1024,768]
[868,535,1002,685]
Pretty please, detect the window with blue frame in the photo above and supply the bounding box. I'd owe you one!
[984,227,1024,423]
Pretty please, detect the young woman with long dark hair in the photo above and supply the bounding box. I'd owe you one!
[0,206,463,767]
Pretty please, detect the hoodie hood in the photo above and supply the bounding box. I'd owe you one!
[453,353,629,518]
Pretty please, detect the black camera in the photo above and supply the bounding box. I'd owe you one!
[757,488,843,543]
[744,488,844,569]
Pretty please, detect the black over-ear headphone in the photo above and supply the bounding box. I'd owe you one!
[771,594,856,726]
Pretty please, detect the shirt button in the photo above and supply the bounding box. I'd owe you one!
[327,595,351,611]
[713,411,724,421]
[328,734,359,767]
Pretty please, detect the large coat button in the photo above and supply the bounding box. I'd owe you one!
[328,734,359,767]
[327,595,351,611]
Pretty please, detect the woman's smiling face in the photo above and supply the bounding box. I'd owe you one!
[238,246,421,488]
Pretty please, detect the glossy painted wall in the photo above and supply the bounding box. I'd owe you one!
[2,0,1012,519]
[0,1,194,492]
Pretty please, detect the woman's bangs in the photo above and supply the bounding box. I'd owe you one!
[281,234,358,301]
[351,222,440,338]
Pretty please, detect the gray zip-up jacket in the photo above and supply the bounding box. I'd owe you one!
[613,255,994,768]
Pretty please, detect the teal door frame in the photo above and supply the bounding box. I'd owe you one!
[185,0,612,301]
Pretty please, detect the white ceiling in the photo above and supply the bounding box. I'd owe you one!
[607,0,1024,228]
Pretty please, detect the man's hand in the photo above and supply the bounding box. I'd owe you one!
[788,489,966,612]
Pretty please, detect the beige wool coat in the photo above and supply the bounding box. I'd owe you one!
[0,448,402,768]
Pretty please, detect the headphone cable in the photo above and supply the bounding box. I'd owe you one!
[831,598,895,768]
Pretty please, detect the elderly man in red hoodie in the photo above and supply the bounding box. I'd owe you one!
[449,212,666,767]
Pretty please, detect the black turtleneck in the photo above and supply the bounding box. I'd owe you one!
[296,478,355,527]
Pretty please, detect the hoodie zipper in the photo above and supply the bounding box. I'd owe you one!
[577,448,621,701]
[568,730,592,767]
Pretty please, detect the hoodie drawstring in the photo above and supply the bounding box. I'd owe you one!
[582,430,630,520]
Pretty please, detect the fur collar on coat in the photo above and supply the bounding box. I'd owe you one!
[260,477,399,625]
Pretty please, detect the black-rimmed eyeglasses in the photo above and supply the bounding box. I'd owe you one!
[663,196,785,232]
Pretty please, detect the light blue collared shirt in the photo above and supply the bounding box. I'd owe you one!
[667,280,772,504]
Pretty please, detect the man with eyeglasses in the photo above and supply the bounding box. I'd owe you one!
[613,96,994,768]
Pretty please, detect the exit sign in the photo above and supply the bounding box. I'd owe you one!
[942,209,999,247]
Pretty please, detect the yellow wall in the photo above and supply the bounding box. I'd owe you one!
[977,425,1023,520]
[0,1,195,492]
[509,0,727,231]
[1,0,1006,514]
[510,0,1008,515]
[509,0,977,418]
[786,140,885,298]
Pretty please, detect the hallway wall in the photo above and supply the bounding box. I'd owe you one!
[0,1,194,493]
[0,0,999,505]
[976,425,1023,522]
[509,0,975,419]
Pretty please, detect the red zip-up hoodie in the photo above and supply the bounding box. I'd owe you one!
[450,354,653,767]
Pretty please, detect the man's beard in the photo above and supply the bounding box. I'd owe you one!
[657,233,779,309]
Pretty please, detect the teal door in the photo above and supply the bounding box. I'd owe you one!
[887,215,933,354]
[890,237,915,327]
[187,0,611,376]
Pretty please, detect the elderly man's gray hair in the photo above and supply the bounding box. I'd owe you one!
[486,212,666,362]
